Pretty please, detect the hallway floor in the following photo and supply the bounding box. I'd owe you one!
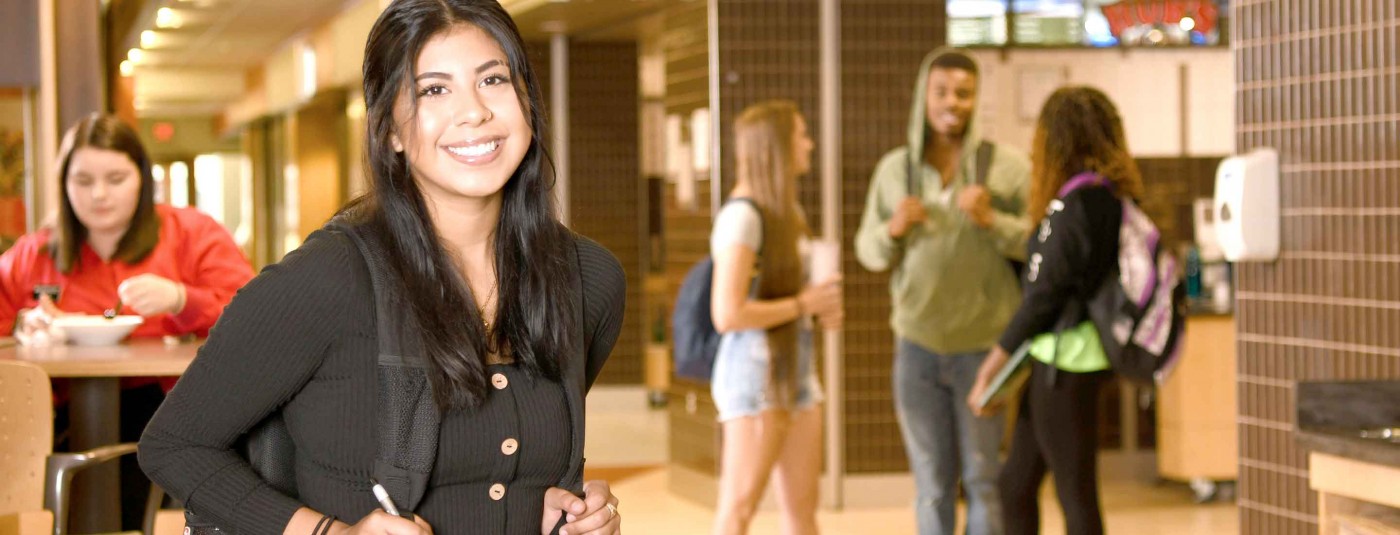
[583,387,1239,534]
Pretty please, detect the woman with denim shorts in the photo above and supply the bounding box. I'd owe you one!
[708,100,843,535]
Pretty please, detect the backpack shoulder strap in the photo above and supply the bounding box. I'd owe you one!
[975,141,995,186]
[328,220,441,513]
[906,155,921,198]
[1058,171,1111,198]
[725,197,765,254]
[559,232,589,491]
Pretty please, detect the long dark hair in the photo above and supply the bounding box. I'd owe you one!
[50,113,160,273]
[355,0,575,411]
[1027,86,1143,225]
[732,100,808,400]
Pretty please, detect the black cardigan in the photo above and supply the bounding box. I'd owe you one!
[138,227,625,534]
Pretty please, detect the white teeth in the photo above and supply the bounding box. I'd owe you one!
[447,140,498,157]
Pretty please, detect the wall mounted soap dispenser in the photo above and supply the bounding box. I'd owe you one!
[1213,148,1280,262]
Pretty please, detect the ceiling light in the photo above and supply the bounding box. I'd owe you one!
[119,60,134,77]
[156,7,182,28]
[127,48,144,63]
[1179,17,1196,31]
[140,30,157,48]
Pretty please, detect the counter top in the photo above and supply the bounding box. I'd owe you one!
[1296,380,1400,467]
[1296,430,1400,468]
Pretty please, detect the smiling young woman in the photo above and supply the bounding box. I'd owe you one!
[136,2,627,535]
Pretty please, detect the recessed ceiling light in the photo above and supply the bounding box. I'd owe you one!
[119,60,134,77]
[127,48,144,63]
[156,7,182,28]
[140,30,156,48]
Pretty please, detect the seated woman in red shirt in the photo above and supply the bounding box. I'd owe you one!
[0,112,254,528]
[2,114,253,347]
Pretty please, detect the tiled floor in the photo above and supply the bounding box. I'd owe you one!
[584,387,1239,534]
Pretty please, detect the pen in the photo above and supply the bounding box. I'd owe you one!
[370,479,401,516]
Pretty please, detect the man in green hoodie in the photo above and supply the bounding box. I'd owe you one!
[855,49,1031,535]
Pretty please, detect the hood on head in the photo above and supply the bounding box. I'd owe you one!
[906,47,985,175]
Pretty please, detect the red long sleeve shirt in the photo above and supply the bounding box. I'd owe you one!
[1,204,255,390]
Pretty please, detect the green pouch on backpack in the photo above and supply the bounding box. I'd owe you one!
[1029,320,1110,373]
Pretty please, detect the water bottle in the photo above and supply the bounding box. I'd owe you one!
[1185,246,1203,300]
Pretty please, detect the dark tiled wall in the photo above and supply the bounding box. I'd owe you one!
[715,0,823,228]
[1234,1,1400,533]
[527,40,645,385]
[568,42,645,385]
[840,1,946,474]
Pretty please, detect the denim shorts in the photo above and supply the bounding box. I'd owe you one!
[711,328,824,422]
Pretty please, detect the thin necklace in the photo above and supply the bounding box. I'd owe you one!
[479,275,499,332]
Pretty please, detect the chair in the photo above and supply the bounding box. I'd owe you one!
[0,361,177,535]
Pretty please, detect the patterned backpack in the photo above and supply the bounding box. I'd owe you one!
[1061,173,1188,385]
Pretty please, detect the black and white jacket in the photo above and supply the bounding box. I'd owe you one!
[998,184,1123,354]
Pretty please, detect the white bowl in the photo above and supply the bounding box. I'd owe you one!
[50,315,144,346]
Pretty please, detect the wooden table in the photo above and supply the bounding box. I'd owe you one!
[0,338,200,534]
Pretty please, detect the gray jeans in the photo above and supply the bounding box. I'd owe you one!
[894,338,1005,535]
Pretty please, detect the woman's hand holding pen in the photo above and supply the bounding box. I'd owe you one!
[327,510,433,535]
[284,505,431,535]
[319,480,432,535]
[543,480,620,535]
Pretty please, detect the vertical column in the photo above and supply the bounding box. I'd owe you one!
[37,0,58,225]
[551,34,569,226]
[817,0,843,508]
[54,0,103,130]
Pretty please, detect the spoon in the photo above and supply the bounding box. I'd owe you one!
[103,297,122,319]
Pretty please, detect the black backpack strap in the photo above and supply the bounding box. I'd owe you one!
[558,234,589,493]
[906,152,921,198]
[975,140,995,186]
[332,221,441,512]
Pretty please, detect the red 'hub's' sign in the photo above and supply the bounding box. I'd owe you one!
[1101,0,1220,37]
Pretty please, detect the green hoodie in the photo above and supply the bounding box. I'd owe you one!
[854,48,1032,356]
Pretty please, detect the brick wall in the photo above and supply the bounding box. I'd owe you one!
[1233,1,1400,532]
